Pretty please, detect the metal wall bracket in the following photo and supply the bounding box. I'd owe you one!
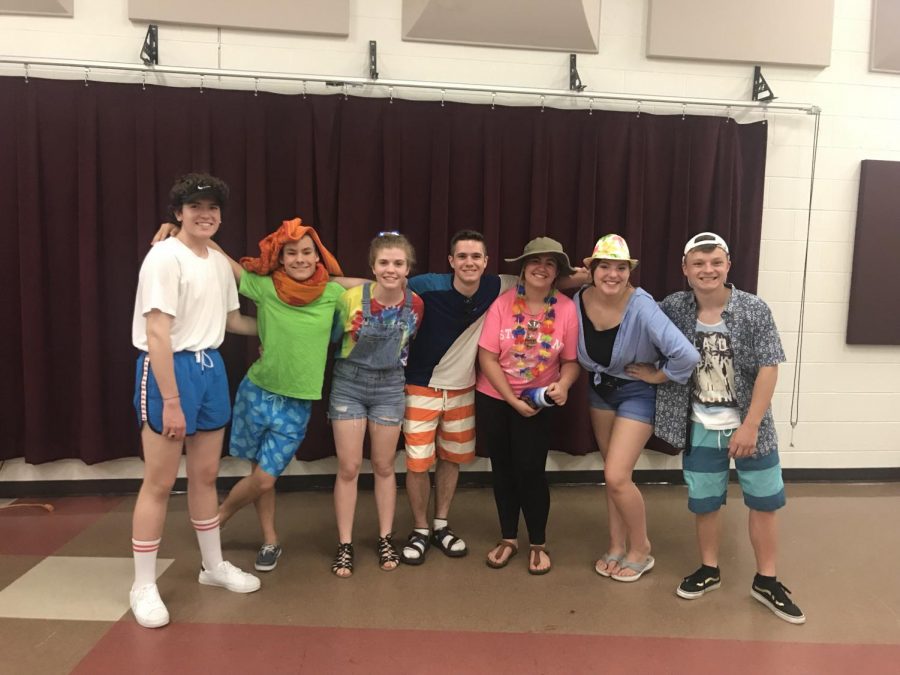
[569,54,586,92]
[140,25,159,66]
[369,40,378,80]
[752,66,776,102]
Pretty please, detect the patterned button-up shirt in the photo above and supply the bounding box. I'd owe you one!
[654,285,785,456]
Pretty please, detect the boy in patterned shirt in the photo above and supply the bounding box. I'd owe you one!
[655,232,805,625]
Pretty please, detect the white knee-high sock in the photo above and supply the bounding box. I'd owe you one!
[132,537,161,589]
[191,516,224,570]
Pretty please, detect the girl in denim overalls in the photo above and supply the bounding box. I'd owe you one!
[328,233,424,577]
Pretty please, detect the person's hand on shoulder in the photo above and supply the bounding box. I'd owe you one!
[151,222,180,245]
[558,266,590,289]
[570,266,591,286]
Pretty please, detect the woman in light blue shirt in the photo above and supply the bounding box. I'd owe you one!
[575,235,698,582]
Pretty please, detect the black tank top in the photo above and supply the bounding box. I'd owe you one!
[580,295,620,367]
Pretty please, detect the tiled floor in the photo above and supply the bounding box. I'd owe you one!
[1,483,899,674]
[0,556,173,621]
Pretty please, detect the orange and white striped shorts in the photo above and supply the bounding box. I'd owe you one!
[403,384,476,472]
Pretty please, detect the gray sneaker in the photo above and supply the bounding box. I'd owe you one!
[255,543,283,572]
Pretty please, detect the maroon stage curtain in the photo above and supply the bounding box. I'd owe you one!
[0,77,766,464]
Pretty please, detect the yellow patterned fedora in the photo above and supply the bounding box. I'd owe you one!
[583,234,639,269]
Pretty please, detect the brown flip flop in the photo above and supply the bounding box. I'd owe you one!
[486,540,518,569]
[528,545,552,575]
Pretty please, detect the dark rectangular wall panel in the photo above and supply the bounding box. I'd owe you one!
[647,0,833,67]
[847,160,900,344]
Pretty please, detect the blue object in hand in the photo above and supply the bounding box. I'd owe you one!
[520,386,555,410]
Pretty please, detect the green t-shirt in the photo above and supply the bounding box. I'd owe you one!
[240,272,344,400]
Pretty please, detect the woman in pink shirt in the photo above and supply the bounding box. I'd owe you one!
[476,237,581,575]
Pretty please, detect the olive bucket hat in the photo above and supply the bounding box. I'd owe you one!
[504,236,575,276]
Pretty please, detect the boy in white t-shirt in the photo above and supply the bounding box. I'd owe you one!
[129,173,260,629]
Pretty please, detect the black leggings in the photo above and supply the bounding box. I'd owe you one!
[475,391,553,545]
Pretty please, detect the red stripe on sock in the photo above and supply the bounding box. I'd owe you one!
[132,544,159,553]
[192,520,220,531]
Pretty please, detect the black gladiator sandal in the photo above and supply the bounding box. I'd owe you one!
[377,534,399,571]
[331,542,354,578]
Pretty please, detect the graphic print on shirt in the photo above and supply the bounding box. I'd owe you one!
[692,328,737,407]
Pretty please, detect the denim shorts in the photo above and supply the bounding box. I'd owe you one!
[328,360,406,426]
[587,379,656,425]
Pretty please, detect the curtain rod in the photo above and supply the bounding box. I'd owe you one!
[1,55,820,114]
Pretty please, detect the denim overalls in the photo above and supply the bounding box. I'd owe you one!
[329,283,414,425]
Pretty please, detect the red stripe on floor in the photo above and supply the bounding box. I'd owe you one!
[74,622,900,675]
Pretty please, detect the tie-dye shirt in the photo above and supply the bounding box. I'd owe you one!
[332,283,424,366]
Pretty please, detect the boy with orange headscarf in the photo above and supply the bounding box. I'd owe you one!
[224,218,367,571]
[157,217,359,572]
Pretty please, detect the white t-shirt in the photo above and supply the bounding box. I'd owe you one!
[132,237,240,352]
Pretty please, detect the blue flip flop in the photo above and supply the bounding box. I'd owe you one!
[594,553,625,578]
[611,555,655,582]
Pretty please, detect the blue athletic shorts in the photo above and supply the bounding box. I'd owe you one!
[134,349,231,435]
[228,376,312,477]
[328,360,405,426]
[587,379,656,425]
[682,422,786,514]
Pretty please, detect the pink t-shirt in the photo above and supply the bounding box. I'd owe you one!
[476,288,579,400]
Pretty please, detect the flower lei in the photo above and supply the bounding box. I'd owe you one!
[511,283,557,381]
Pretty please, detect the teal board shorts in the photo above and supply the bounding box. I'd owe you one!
[682,422,786,514]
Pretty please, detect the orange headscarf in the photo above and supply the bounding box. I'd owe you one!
[240,218,344,306]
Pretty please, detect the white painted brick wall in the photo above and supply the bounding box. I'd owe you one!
[2,0,898,478]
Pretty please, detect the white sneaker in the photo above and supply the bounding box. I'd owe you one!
[198,560,261,593]
[130,583,170,628]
